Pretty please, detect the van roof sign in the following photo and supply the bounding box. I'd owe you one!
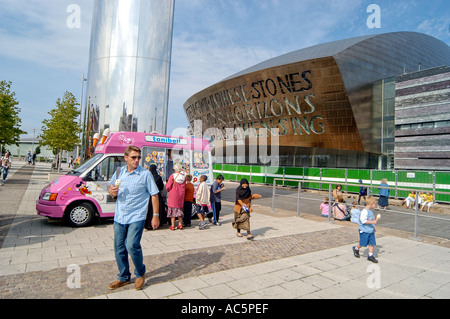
[94,132,210,155]
[145,135,188,145]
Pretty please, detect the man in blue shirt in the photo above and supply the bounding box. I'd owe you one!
[108,146,160,290]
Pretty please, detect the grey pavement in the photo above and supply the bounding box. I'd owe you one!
[0,162,449,300]
[224,180,450,241]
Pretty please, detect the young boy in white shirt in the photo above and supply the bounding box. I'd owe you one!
[352,196,380,263]
[195,175,210,229]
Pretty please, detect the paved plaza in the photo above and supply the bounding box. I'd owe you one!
[0,162,449,300]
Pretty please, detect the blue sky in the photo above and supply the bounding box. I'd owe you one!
[0,0,449,139]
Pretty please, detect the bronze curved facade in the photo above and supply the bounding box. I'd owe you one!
[184,32,450,168]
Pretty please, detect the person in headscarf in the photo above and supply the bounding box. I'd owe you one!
[232,178,261,240]
[145,164,165,229]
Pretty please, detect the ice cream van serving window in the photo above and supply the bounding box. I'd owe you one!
[193,151,210,169]
[142,147,166,178]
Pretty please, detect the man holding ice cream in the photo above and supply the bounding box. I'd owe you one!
[108,145,160,290]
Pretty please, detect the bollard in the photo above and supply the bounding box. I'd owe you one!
[297,182,301,217]
[328,184,333,223]
[272,179,276,213]
[410,193,423,241]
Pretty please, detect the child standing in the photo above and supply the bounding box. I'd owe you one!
[319,197,329,218]
[209,174,226,225]
[352,196,380,263]
[183,174,194,227]
[195,175,210,230]
[358,179,367,205]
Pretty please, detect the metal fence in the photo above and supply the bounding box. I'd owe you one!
[213,164,450,204]
[271,178,450,241]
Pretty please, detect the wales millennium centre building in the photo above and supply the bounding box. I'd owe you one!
[184,32,450,170]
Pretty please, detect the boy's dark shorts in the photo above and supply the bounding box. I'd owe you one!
[195,204,209,215]
[359,231,376,247]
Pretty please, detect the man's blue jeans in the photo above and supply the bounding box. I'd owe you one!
[113,220,146,282]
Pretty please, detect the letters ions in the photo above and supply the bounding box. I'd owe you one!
[185,70,326,139]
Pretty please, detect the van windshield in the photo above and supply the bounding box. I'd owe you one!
[67,154,104,176]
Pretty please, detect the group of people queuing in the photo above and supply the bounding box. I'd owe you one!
[144,162,227,231]
[143,161,263,237]
[106,146,262,291]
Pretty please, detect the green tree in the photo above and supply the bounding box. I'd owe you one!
[0,80,27,153]
[40,91,81,172]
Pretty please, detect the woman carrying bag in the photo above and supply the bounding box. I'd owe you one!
[165,163,186,230]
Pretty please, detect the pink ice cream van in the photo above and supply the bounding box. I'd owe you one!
[36,132,213,227]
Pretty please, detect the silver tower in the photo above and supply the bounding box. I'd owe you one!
[84,0,175,143]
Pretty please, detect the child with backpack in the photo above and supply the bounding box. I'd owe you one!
[352,196,381,263]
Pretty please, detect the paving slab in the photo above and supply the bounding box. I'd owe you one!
[0,162,449,302]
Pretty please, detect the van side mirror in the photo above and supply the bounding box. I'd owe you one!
[83,175,94,182]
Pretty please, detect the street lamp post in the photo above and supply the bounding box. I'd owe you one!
[77,73,87,158]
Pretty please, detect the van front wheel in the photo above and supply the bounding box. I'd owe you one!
[66,202,95,227]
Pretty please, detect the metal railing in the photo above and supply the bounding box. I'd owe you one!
[214,164,450,203]
[272,178,450,241]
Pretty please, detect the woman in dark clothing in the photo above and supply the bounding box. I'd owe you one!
[145,164,166,229]
[232,178,261,240]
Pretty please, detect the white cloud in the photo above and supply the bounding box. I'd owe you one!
[417,17,450,41]
[2,0,448,139]
[0,0,93,137]
[167,32,278,133]
[167,0,365,132]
